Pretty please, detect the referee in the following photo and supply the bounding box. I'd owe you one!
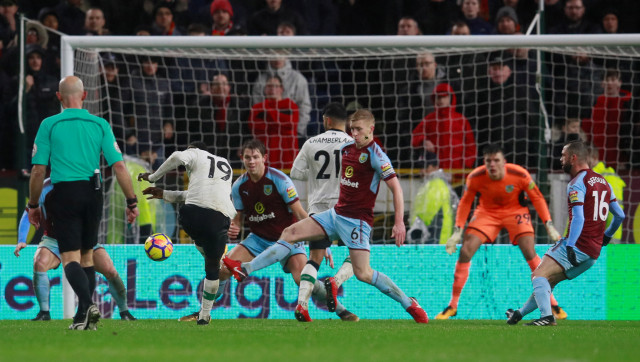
[27,76,139,330]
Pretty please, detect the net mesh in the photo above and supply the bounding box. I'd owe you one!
[67,40,640,245]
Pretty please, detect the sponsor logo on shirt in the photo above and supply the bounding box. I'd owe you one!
[505,185,514,193]
[587,176,607,187]
[254,202,265,214]
[359,153,368,163]
[528,181,536,190]
[264,185,272,196]
[344,166,354,178]
[249,212,276,222]
[341,177,359,188]
[286,186,297,198]
[569,190,579,203]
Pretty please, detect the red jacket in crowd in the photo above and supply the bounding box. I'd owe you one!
[411,83,477,169]
[248,98,299,169]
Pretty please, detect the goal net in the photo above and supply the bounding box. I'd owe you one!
[63,35,639,247]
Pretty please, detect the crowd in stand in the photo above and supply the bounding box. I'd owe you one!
[0,0,639,174]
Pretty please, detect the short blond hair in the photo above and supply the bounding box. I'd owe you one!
[349,109,375,124]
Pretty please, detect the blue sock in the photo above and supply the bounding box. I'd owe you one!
[518,293,538,317]
[108,276,128,312]
[532,277,552,318]
[214,279,228,300]
[33,271,50,312]
[243,240,293,274]
[371,270,412,309]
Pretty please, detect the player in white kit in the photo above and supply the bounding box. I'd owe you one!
[139,141,236,325]
[290,103,357,321]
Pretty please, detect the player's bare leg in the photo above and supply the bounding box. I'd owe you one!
[93,248,135,320]
[31,247,60,321]
[437,233,483,319]
[517,235,567,319]
[350,249,427,323]
[235,218,325,276]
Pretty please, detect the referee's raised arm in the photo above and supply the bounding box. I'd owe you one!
[27,75,138,331]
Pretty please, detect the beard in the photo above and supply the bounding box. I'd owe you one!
[562,162,572,175]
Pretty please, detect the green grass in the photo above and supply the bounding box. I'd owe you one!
[1,319,639,361]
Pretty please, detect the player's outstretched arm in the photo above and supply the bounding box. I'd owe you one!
[385,177,406,247]
[603,201,625,246]
[526,182,561,241]
[565,204,585,266]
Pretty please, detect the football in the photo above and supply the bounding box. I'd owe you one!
[144,233,173,261]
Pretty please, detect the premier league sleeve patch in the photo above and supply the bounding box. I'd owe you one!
[286,186,297,199]
[380,162,394,178]
[568,190,579,203]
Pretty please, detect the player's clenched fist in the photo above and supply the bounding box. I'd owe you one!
[446,226,462,255]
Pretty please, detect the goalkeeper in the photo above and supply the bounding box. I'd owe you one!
[436,144,567,320]
[407,152,459,244]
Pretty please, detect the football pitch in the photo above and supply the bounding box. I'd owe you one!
[1,319,638,361]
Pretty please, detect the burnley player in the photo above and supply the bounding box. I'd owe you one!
[219,139,358,321]
[224,110,429,323]
[506,141,625,326]
[290,102,355,320]
[436,144,566,320]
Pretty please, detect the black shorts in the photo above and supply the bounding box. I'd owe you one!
[179,204,229,261]
[46,181,103,253]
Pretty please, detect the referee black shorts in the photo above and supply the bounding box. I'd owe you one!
[179,204,229,262]
[47,181,103,253]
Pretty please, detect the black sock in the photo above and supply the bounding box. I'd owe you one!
[83,266,96,303]
[64,262,92,314]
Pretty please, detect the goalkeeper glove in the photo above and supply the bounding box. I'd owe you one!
[446,226,462,255]
[545,220,561,242]
[602,234,612,247]
[566,245,579,267]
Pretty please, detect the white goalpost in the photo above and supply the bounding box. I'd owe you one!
[58,34,640,317]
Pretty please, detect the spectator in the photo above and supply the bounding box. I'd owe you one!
[494,6,519,35]
[411,83,477,171]
[248,75,299,169]
[550,118,586,170]
[55,0,85,35]
[397,16,422,35]
[582,69,632,169]
[210,0,245,36]
[37,7,60,75]
[10,45,59,167]
[0,0,18,49]
[84,8,110,36]
[407,151,459,244]
[185,73,250,168]
[38,7,59,30]
[133,25,152,36]
[601,8,622,34]
[461,0,494,35]
[150,3,184,36]
[472,54,529,166]
[99,54,131,150]
[549,0,602,119]
[129,55,172,167]
[248,0,306,35]
[89,0,147,35]
[398,51,446,125]
[276,21,296,36]
[488,0,537,31]
[251,56,310,138]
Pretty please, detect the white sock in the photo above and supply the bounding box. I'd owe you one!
[334,257,354,288]
[199,278,219,320]
[298,264,317,309]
